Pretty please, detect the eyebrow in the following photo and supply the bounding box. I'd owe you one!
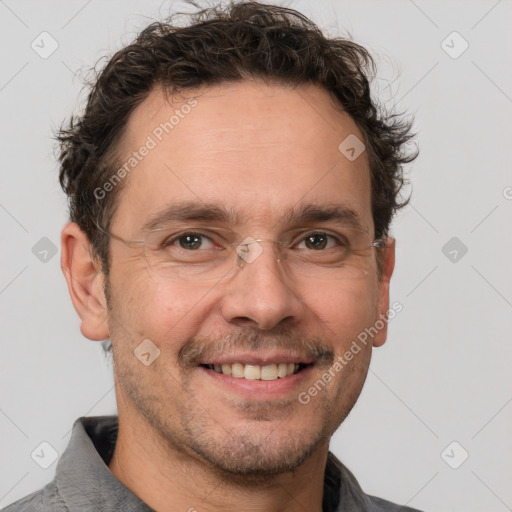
[141,200,367,233]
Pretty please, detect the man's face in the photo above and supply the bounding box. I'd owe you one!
[103,81,391,476]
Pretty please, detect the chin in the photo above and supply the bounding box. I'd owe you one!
[183,418,330,479]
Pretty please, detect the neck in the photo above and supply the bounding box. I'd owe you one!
[108,409,329,512]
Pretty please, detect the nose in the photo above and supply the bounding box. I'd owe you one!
[220,240,304,330]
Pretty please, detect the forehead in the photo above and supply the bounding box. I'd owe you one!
[111,81,372,233]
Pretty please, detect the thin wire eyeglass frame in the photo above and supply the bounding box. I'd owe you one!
[92,221,387,282]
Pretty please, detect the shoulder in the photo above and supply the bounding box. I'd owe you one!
[2,481,67,512]
[326,451,424,512]
[368,494,424,511]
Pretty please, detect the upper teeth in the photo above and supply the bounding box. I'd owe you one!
[209,363,300,380]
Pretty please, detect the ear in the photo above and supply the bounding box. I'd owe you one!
[61,222,110,341]
[372,237,396,348]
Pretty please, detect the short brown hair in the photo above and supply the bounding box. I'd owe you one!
[57,0,417,274]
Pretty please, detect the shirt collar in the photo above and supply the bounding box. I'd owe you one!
[55,416,154,511]
[55,415,370,512]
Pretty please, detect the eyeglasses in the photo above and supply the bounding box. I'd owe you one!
[94,222,385,283]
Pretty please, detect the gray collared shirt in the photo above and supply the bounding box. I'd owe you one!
[4,416,422,511]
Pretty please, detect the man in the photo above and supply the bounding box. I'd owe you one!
[5,1,420,511]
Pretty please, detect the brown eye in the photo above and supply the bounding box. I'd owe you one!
[167,233,214,250]
[299,232,344,251]
[178,234,202,250]
[304,233,328,250]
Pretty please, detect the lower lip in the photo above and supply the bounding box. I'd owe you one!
[198,365,314,400]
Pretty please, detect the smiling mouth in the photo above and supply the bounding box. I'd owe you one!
[200,362,311,381]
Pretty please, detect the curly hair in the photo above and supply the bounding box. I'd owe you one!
[57,0,417,276]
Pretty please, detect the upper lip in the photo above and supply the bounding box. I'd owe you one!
[198,351,315,366]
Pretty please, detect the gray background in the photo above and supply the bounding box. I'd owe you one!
[1,0,511,510]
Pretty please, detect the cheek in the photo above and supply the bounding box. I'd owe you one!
[110,273,214,354]
[301,279,379,347]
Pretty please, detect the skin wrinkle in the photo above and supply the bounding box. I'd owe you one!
[64,80,395,512]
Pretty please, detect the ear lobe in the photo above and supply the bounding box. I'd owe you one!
[61,222,110,341]
[372,237,396,348]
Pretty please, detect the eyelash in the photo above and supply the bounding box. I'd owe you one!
[162,231,348,250]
